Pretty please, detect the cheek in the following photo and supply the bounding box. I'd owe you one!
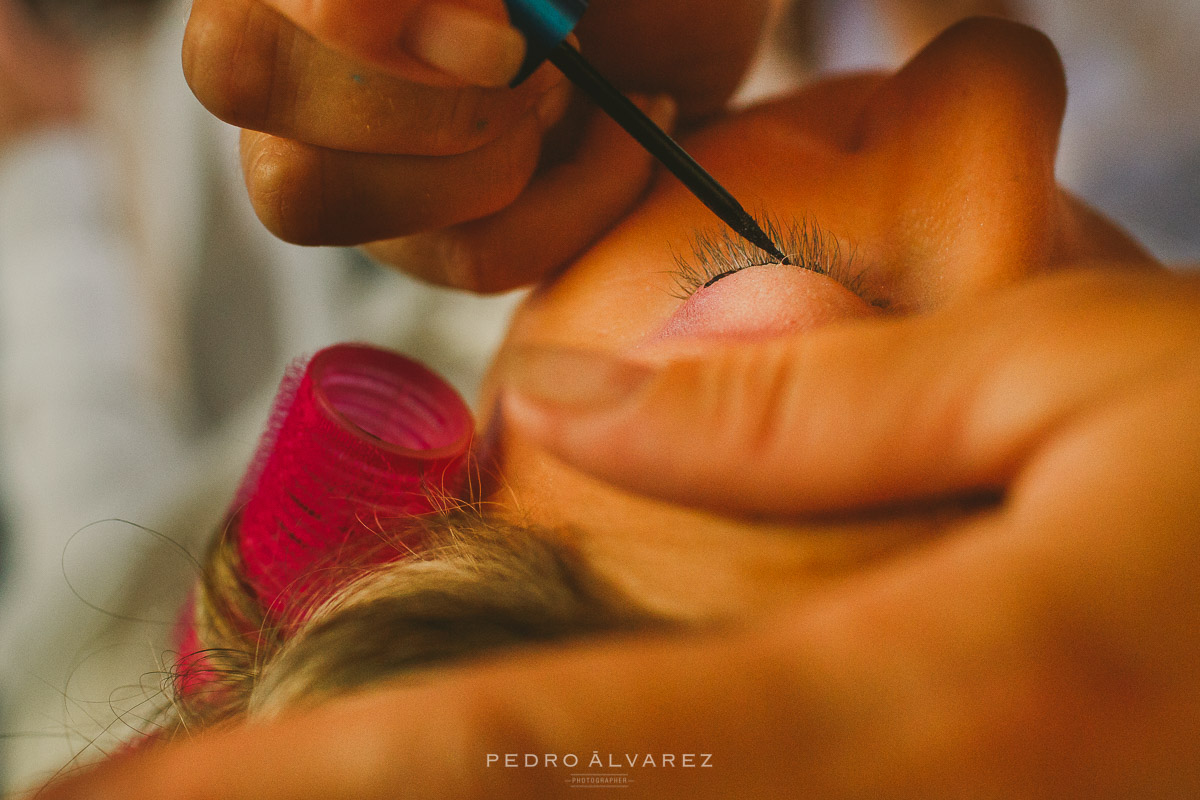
[484,419,960,622]
[480,426,723,618]
[486,415,700,542]
[479,428,763,621]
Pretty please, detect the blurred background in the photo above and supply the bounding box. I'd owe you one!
[750,0,1200,264]
[0,0,1196,791]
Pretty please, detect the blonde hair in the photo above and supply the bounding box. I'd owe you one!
[168,510,664,735]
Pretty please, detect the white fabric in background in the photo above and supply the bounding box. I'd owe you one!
[0,2,520,789]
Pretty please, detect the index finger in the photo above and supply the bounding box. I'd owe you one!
[257,0,526,88]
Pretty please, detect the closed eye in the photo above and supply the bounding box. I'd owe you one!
[668,215,887,308]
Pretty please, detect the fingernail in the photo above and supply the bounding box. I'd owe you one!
[509,347,653,413]
[402,4,526,87]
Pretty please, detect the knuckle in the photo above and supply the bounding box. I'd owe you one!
[184,0,289,131]
[242,135,329,245]
[413,73,552,156]
[473,116,542,209]
[721,345,801,461]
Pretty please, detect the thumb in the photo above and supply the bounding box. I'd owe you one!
[501,269,1200,517]
[259,0,527,87]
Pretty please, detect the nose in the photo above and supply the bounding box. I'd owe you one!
[857,18,1069,307]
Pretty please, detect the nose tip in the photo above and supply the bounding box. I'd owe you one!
[933,16,1066,122]
[862,17,1066,154]
[854,17,1071,307]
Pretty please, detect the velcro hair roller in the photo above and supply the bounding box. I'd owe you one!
[233,344,474,622]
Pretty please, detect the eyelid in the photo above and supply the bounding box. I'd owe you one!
[669,216,884,308]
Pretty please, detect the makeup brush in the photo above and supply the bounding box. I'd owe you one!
[547,41,789,264]
[504,0,788,264]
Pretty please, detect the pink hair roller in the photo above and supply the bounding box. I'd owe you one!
[233,344,474,622]
[172,343,472,700]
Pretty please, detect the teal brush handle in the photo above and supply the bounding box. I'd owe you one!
[503,0,588,85]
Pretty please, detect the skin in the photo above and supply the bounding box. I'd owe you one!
[473,17,1154,618]
[35,15,1200,800]
[0,0,84,148]
[181,0,771,287]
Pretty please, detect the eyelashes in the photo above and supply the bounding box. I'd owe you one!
[669,215,881,306]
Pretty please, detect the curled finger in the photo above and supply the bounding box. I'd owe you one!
[240,105,555,245]
[364,94,677,292]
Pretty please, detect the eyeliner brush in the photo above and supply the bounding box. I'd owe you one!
[546,41,789,265]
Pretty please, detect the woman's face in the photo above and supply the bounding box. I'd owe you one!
[477,19,1154,620]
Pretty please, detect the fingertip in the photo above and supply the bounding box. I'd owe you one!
[506,346,655,417]
[499,347,661,482]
